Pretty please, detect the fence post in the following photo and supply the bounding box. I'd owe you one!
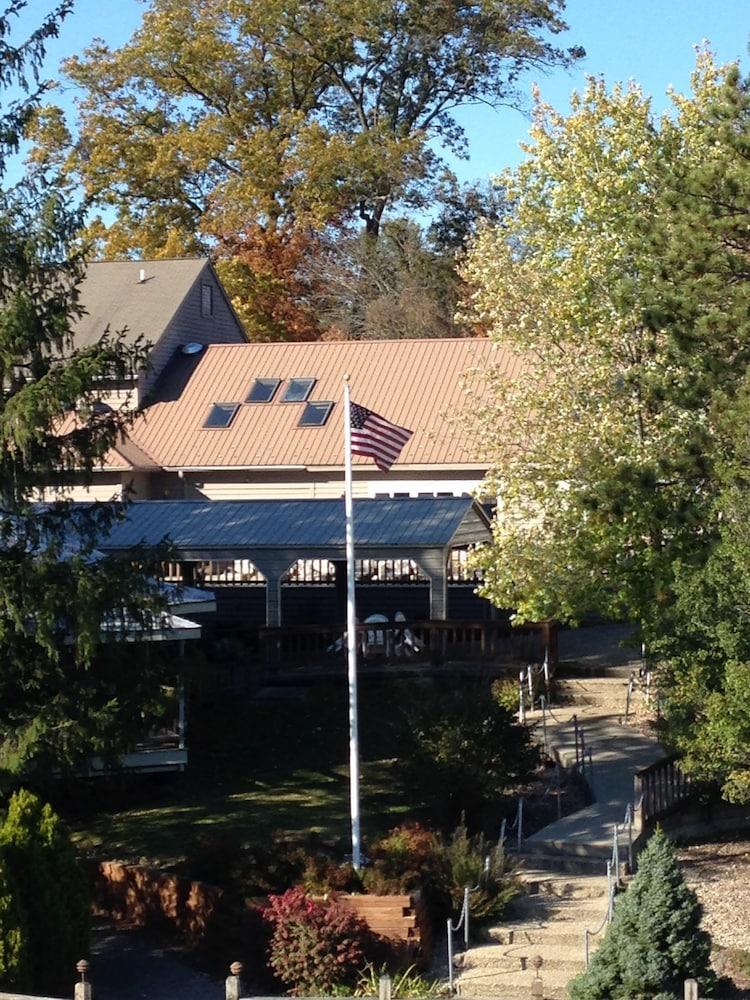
[519,671,526,724]
[463,886,470,948]
[378,974,393,1000]
[684,979,699,1000]
[517,796,524,852]
[74,961,91,1000]
[225,962,244,1000]
[573,715,580,770]
[540,695,548,754]
[447,918,454,993]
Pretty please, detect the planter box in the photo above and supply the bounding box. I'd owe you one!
[337,892,434,965]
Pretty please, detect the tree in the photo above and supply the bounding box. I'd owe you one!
[0,2,169,774]
[568,830,714,1000]
[459,52,746,627]
[0,790,88,996]
[31,0,581,335]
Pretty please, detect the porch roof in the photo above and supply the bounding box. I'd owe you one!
[98,496,491,558]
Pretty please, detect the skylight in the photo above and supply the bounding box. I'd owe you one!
[246,378,281,403]
[282,378,316,402]
[298,401,334,427]
[203,402,239,428]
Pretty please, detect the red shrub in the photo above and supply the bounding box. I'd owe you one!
[264,887,371,996]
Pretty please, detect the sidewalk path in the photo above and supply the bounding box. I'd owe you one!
[524,678,662,858]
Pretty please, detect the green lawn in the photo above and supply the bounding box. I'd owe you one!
[66,680,431,868]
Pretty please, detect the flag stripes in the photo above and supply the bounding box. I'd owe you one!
[350,403,412,471]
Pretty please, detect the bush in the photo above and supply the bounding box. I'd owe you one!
[491,678,520,715]
[355,963,445,997]
[301,854,363,895]
[445,824,519,927]
[362,824,449,902]
[264,887,373,996]
[0,790,89,996]
[405,685,539,826]
[568,829,716,1000]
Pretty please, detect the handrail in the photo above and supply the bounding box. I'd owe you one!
[584,860,615,968]
[446,868,487,993]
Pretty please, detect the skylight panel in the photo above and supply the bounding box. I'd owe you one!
[298,401,334,427]
[246,378,281,403]
[203,402,239,428]
[282,378,316,402]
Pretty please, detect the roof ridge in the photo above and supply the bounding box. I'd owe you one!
[201,336,489,349]
[87,257,207,265]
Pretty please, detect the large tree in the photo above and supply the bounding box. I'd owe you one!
[31,0,581,337]
[460,53,750,800]
[0,2,169,775]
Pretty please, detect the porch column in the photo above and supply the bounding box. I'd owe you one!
[417,549,449,620]
[249,554,297,627]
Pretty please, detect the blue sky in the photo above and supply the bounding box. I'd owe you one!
[12,0,750,185]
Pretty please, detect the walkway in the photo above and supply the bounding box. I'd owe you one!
[524,677,662,859]
[456,668,664,998]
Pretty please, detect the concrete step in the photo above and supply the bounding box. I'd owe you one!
[507,897,608,926]
[519,876,608,900]
[521,836,612,861]
[461,940,586,973]
[488,924,592,948]
[517,852,612,876]
[456,961,582,999]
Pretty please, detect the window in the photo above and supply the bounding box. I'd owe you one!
[298,401,333,426]
[201,283,213,318]
[203,402,239,428]
[246,378,281,403]
[281,377,315,402]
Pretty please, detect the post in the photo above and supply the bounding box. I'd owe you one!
[684,979,699,1000]
[527,664,534,702]
[573,714,580,770]
[606,859,614,923]
[343,377,361,870]
[584,928,590,968]
[517,796,524,852]
[499,817,507,846]
[447,918,454,993]
[627,805,634,873]
[624,674,633,724]
[226,962,244,1000]
[519,670,526,724]
[463,886,470,947]
[556,762,562,819]
[540,695,548,755]
[378,974,393,1000]
[75,961,91,1000]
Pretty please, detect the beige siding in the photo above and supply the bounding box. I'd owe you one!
[41,475,124,502]
[183,468,484,501]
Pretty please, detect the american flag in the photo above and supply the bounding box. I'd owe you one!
[350,402,412,471]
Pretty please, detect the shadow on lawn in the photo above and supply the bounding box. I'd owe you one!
[62,681,428,867]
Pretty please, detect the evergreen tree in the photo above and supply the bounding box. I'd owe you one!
[0,3,169,773]
[0,860,28,992]
[568,830,714,1000]
[0,790,88,996]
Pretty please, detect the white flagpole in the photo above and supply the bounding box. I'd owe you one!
[343,376,361,869]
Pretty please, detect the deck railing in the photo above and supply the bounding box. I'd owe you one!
[258,619,557,673]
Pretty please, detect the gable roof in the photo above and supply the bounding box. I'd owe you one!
[98,497,492,553]
[120,337,513,470]
[72,258,210,351]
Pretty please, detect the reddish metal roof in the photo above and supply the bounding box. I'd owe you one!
[120,338,515,470]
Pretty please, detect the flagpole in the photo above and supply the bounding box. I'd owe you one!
[343,375,361,870]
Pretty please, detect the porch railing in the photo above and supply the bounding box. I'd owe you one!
[258,619,557,672]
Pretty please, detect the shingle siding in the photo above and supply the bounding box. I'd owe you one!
[143,264,246,394]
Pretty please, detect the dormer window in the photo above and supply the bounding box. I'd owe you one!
[201,283,213,318]
[282,378,315,402]
[203,402,239,428]
[246,378,281,403]
[299,401,334,427]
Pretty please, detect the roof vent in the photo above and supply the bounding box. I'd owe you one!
[181,342,204,356]
[138,268,146,283]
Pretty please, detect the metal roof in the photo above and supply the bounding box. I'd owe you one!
[114,337,515,471]
[99,498,491,552]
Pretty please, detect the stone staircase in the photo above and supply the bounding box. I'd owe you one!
[456,870,610,999]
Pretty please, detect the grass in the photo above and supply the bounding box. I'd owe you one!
[62,679,432,868]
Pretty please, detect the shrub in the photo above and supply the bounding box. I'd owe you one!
[362,824,449,900]
[490,678,519,715]
[355,963,445,997]
[0,860,28,991]
[0,790,89,996]
[264,887,372,996]
[405,685,539,826]
[568,829,716,1000]
[445,824,519,927]
[301,854,363,895]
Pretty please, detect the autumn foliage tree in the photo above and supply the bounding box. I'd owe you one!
[31,0,581,337]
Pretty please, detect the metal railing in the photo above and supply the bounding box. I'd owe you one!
[446,864,490,994]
